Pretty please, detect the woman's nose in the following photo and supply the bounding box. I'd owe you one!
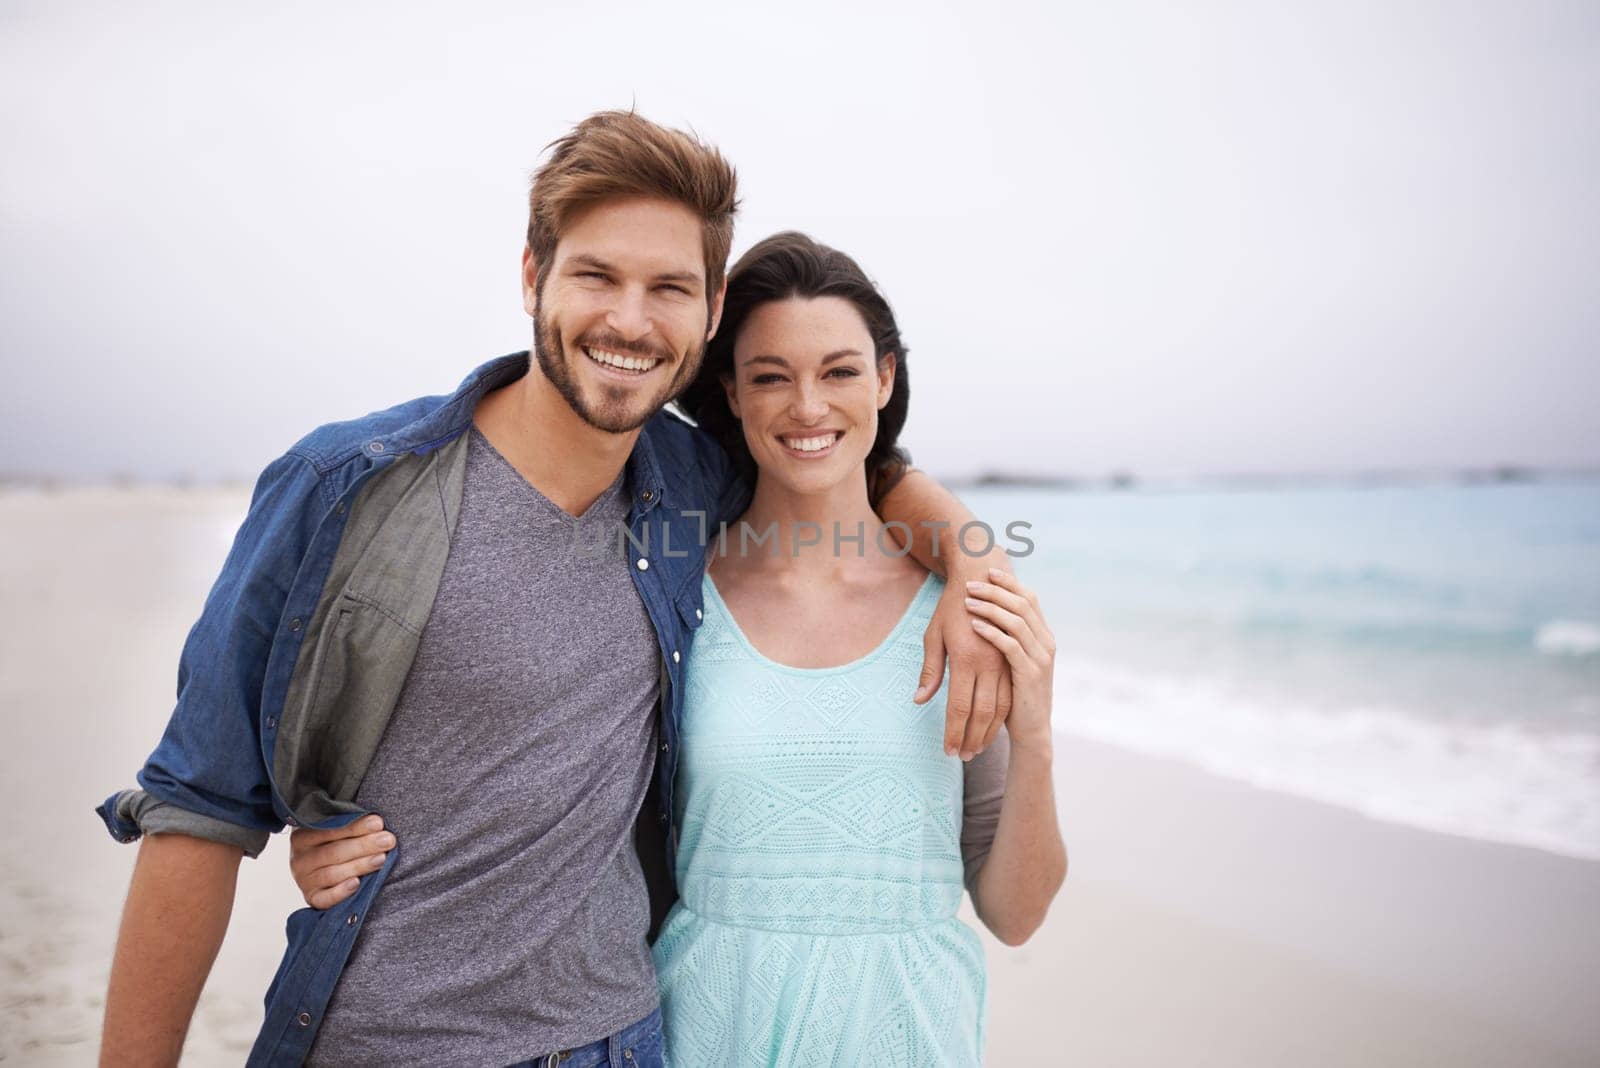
[790,382,829,424]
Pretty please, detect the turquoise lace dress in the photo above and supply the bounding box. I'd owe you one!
[652,572,986,1066]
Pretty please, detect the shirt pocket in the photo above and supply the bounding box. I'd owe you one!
[294,591,423,802]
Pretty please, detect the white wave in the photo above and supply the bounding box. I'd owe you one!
[1052,656,1600,861]
[1535,620,1600,657]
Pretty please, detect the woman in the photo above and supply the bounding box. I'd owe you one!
[289,233,1066,1065]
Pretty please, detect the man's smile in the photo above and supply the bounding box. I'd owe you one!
[583,346,664,377]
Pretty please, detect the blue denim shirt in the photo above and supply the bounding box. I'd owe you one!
[95,353,748,1066]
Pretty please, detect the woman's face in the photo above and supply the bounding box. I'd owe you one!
[723,296,895,497]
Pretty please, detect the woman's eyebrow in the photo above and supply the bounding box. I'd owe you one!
[744,349,864,368]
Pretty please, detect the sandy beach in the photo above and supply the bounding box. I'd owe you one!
[4,487,1597,1066]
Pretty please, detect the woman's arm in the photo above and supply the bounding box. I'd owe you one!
[962,569,1067,945]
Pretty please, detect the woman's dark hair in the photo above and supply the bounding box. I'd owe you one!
[679,231,912,507]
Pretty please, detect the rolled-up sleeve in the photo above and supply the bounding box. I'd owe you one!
[95,450,323,857]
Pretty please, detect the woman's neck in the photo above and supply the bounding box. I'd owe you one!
[729,472,895,580]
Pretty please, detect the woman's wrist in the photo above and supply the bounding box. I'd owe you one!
[1006,726,1055,759]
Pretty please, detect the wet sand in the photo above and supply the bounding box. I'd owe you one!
[3,488,1596,1065]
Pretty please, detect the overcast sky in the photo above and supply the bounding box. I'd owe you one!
[2,0,1596,482]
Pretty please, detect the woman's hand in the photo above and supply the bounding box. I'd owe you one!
[963,567,1067,945]
[288,816,393,909]
[963,568,1055,752]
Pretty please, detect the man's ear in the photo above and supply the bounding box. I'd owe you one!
[721,373,740,421]
[521,247,540,318]
[877,352,897,409]
[706,277,728,341]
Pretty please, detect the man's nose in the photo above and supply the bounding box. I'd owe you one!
[604,286,652,341]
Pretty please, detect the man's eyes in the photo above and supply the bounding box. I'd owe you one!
[573,271,689,296]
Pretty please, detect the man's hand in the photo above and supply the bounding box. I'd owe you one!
[918,564,1015,759]
[874,467,1017,757]
[289,816,393,909]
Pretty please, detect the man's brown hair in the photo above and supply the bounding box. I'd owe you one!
[527,110,739,306]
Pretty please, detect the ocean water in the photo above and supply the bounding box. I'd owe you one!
[965,480,1600,860]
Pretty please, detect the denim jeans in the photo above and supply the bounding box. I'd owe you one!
[504,1007,667,1068]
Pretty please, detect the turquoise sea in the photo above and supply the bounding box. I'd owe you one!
[964,480,1600,859]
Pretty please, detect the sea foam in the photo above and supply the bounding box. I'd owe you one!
[1536,620,1600,657]
[1053,656,1600,861]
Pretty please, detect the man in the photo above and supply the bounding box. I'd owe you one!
[97,110,1013,1067]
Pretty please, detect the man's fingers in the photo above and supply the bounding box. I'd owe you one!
[302,853,387,903]
[916,627,946,704]
[962,670,1000,759]
[292,830,394,877]
[942,668,975,756]
[308,878,362,911]
[290,815,384,859]
[981,673,1011,750]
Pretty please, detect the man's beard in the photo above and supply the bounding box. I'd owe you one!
[533,292,705,435]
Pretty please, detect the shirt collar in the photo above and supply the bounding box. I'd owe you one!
[386,351,673,513]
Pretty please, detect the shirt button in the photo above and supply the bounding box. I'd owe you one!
[346,913,360,926]
[672,650,680,663]
[641,489,654,502]
[636,558,649,571]
[659,740,670,753]
[367,441,385,454]
[289,618,303,632]
[296,1012,312,1027]
[265,717,277,729]
[336,501,347,515]
[658,812,669,824]
[695,608,702,621]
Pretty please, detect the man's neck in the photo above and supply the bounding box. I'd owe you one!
[472,361,640,517]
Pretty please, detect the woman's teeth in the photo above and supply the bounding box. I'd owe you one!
[781,433,841,453]
[585,347,661,374]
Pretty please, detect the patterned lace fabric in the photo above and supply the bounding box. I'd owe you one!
[652,571,986,1066]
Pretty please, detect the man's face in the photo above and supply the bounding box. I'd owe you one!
[524,196,725,434]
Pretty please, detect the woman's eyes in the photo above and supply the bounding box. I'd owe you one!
[751,367,860,385]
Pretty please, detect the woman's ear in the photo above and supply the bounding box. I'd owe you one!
[721,373,741,420]
[877,352,896,409]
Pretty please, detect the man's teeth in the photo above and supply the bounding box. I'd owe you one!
[586,347,660,373]
[782,433,840,453]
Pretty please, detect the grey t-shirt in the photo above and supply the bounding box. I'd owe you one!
[308,428,661,1067]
